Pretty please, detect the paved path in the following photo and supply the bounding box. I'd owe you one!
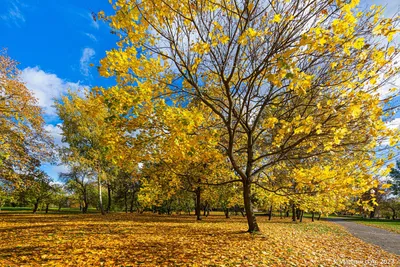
[327,217,400,255]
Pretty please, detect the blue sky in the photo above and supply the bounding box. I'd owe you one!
[0,0,399,181]
[1,0,119,180]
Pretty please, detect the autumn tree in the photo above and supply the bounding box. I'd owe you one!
[56,90,116,215]
[389,160,400,196]
[0,50,54,186]
[60,164,93,213]
[98,1,400,232]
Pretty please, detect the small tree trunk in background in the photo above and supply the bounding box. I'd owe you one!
[98,173,105,215]
[299,210,304,222]
[286,209,289,217]
[124,190,128,213]
[311,211,315,222]
[107,183,111,213]
[296,209,301,220]
[130,190,135,213]
[224,208,230,218]
[195,187,202,221]
[33,199,40,213]
[83,187,88,213]
[391,208,396,220]
[268,205,273,221]
[317,213,321,221]
[243,182,260,232]
[292,204,297,222]
[45,203,49,214]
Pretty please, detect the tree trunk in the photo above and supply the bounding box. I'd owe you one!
[369,210,375,219]
[98,173,105,215]
[107,183,112,213]
[83,187,88,213]
[286,210,289,217]
[311,211,315,222]
[243,182,259,232]
[299,210,304,222]
[296,209,301,220]
[124,190,128,213]
[292,203,297,222]
[391,208,396,220]
[33,199,40,213]
[317,213,321,221]
[45,203,49,214]
[224,208,230,218]
[130,190,135,213]
[195,187,202,221]
[268,205,273,221]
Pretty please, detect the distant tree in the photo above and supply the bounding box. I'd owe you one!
[389,160,400,196]
[60,165,93,213]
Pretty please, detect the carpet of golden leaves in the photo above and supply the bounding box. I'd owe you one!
[0,213,398,266]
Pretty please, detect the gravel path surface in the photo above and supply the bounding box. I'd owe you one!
[327,217,400,255]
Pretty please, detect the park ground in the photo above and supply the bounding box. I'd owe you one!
[0,212,399,266]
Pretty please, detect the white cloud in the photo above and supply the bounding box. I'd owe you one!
[84,33,97,42]
[89,13,99,29]
[386,118,400,130]
[44,123,65,147]
[80,48,96,77]
[0,0,25,27]
[20,67,86,117]
[41,163,71,182]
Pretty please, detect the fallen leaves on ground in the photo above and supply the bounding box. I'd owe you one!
[0,213,398,266]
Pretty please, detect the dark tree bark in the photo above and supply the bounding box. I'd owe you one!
[268,205,273,221]
[124,190,128,213]
[195,187,202,221]
[390,207,396,220]
[82,187,88,214]
[286,209,290,217]
[311,211,315,222]
[296,209,301,220]
[317,213,321,221]
[224,208,230,218]
[33,199,40,213]
[45,203,49,214]
[129,190,135,213]
[299,210,304,222]
[243,182,259,232]
[203,201,210,217]
[292,204,297,222]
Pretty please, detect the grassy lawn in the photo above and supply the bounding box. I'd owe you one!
[0,213,398,266]
[350,218,400,234]
[0,206,99,214]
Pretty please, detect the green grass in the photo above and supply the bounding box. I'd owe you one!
[0,207,99,214]
[350,218,400,234]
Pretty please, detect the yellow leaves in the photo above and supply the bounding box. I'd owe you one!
[246,27,260,39]
[348,104,362,118]
[1,214,398,266]
[352,38,364,49]
[381,183,392,189]
[264,117,279,129]
[192,42,211,54]
[219,35,230,44]
[387,46,396,56]
[271,14,282,23]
